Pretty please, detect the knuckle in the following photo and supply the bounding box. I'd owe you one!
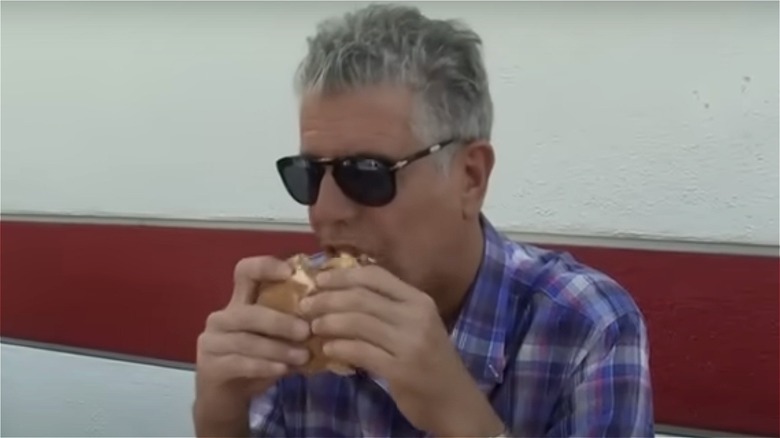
[355,265,375,281]
[362,264,379,275]
[211,355,234,377]
[418,293,436,311]
[225,332,244,353]
[238,359,258,379]
[196,332,210,352]
[238,307,271,336]
[243,360,273,379]
[259,308,299,339]
[233,256,272,281]
[232,305,248,322]
[205,310,224,329]
[256,338,280,358]
[322,270,344,287]
[415,295,438,319]
[233,257,252,281]
[236,332,272,359]
[261,307,285,329]
[335,267,358,285]
[219,355,251,379]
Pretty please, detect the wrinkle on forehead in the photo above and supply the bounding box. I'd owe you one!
[298,86,419,158]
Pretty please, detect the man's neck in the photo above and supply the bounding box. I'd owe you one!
[435,219,486,330]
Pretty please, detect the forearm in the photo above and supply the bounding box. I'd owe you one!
[444,410,505,437]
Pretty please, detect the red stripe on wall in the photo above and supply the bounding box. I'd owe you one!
[1,220,777,436]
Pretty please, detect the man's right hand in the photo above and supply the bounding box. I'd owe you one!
[193,256,312,437]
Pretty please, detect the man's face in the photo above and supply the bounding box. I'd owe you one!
[298,86,469,292]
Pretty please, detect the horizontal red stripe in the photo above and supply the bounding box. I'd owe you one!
[1,220,777,436]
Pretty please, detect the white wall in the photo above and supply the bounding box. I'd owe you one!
[0,343,688,438]
[2,1,777,245]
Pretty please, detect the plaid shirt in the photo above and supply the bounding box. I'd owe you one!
[249,216,654,437]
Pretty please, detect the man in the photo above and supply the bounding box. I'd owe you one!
[193,4,654,437]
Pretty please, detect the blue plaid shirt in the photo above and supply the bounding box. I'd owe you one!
[250,216,654,437]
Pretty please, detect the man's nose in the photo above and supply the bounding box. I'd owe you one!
[309,170,358,222]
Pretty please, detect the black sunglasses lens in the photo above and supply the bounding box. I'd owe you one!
[335,159,396,207]
[277,157,323,205]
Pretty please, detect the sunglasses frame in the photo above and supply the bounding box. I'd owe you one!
[276,138,458,206]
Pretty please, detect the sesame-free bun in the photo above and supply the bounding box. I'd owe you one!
[255,252,372,376]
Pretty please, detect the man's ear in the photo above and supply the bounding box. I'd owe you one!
[457,141,494,220]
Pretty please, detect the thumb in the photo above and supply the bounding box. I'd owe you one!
[231,256,295,305]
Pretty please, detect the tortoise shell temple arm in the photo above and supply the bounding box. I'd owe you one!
[390,139,457,171]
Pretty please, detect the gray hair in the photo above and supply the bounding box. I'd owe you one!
[294,4,493,165]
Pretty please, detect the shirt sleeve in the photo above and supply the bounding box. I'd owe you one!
[248,383,287,438]
[546,311,655,437]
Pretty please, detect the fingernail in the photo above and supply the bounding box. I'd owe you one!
[311,318,322,334]
[322,341,333,355]
[299,297,312,313]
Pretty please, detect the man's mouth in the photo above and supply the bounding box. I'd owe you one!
[324,245,365,258]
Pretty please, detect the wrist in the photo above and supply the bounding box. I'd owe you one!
[194,386,251,421]
[193,391,252,438]
[196,377,270,406]
[430,393,505,437]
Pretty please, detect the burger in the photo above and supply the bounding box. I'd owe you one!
[255,251,374,376]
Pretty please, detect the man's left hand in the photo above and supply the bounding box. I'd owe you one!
[298,264,505,437]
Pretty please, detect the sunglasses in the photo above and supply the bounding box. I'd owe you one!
[276,139,457,207]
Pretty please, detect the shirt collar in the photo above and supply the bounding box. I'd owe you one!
[449,213,512,392]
